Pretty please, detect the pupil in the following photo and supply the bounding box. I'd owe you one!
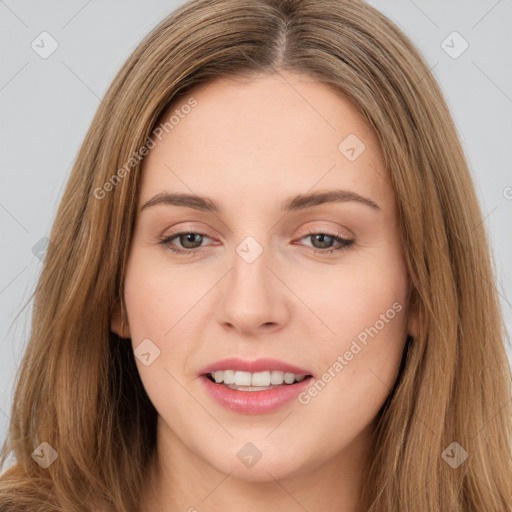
[314,234,332,249]
[182,233,201,248]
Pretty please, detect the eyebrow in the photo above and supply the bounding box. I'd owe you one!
[140,189,381,214]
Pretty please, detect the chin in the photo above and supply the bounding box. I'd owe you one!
[200,441,313,482]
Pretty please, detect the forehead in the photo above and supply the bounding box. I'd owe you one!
[139,71,391,214]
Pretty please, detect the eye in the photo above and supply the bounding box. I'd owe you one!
[158,231,212,255]
[298,232,354,255]
[158,231,354,256]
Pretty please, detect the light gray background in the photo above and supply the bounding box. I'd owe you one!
[1,0,511,451]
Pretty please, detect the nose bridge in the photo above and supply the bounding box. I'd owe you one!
[216,232,289,333]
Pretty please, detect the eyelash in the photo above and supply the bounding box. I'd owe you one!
[158,231,354,256]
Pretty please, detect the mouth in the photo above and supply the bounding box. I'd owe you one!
[198,358,314,413]
[200,371,313,414]
[204,369,313,392]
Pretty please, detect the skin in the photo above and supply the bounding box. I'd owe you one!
[111,70,418,512]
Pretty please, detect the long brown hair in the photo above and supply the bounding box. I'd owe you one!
[1,0,511,510]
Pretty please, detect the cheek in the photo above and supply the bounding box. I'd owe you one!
[331,272,408,350]
[296,248,410,407]
[122,251,201,412]
[287,270,409,466]
[123,249,203,341]
[298,249,409,350]
[122,247,221,392]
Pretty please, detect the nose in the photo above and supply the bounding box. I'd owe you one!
[216,237,291,336]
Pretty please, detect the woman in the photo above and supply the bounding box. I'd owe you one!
[1,0,511,511]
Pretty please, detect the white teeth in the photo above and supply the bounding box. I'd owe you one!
[234,371,252,386]
[252,371,271,387]
[270,370,284,385]
[223,369,235,384]
[209,369,308,386]
[284,372,296,384]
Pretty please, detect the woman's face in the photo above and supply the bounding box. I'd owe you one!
[114,71,417,482]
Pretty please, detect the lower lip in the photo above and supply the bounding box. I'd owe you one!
[200,374,313,414]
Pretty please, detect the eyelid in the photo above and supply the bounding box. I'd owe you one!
[159,222,213,238]
[159,222,352,243]
[295,222,353,240]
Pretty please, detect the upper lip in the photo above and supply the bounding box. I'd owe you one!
[199,357,313,376]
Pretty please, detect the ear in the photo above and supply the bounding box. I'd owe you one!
[111,298,131,339]
[406,286,420,339]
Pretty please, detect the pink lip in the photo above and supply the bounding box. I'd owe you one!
[198,357,313,376]
[199,374,313,414]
